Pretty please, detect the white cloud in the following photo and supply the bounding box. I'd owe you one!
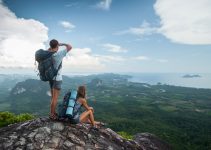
[102,43,127,53]
[95,0,112,11]
[133,56,150,61]
[132,56,169,63]
[65,3,78,8]
[95,55,126,62]
[117,0,211,45]
[116,21,158,36]
[63,48,105,71]
[0,1,48,68]
[59,21,75,32]
[157,59,168,63]
[62,47,128,72]
[154,0,211,44]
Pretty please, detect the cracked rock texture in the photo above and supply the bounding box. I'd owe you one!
[0,117,171,150]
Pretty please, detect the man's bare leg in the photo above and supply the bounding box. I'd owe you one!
[50,88,60,116]
[50,89,53,97]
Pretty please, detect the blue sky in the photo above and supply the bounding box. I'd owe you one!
[0,0,211,74]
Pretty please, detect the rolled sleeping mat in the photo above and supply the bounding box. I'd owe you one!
[66,90,77,116]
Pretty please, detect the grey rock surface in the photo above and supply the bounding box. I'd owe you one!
[0,117,172,150]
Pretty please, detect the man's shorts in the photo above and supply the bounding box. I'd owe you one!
[49,80,62,90]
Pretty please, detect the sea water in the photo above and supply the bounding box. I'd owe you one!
[127,73,211,89]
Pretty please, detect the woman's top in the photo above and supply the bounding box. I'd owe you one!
[70,100,82,124]
[73,100,82,116]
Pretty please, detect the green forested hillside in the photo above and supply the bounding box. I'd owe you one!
[87,80,211,150]
[0,74,211,150]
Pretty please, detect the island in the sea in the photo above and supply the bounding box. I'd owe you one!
[182,74,201,78]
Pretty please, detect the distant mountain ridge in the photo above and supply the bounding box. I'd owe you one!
[8,79,50,115]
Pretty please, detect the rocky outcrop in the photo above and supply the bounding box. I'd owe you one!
[0,117,171,150]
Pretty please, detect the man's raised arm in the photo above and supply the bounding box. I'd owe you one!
[59,43,72,52]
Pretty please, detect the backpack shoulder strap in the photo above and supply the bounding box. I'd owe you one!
[53,61,62,80]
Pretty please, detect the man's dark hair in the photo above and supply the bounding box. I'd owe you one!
[49,39,59,49]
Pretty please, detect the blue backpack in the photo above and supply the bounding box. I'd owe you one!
[58,90,78,120]
[35,49,61,81]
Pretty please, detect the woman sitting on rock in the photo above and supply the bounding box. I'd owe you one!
[71,85,102,127]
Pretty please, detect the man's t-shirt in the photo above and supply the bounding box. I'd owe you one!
[52,49,67,81]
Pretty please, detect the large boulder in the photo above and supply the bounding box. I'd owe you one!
[0,117,171,150]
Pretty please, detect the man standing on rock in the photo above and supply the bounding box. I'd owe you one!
[48,39,72,120]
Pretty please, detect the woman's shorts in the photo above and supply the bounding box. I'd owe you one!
[70,113,80,124]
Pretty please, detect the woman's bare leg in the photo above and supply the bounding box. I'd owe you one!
[82,117,91,124]
[80,110,95,126]
[81,118,100,125]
